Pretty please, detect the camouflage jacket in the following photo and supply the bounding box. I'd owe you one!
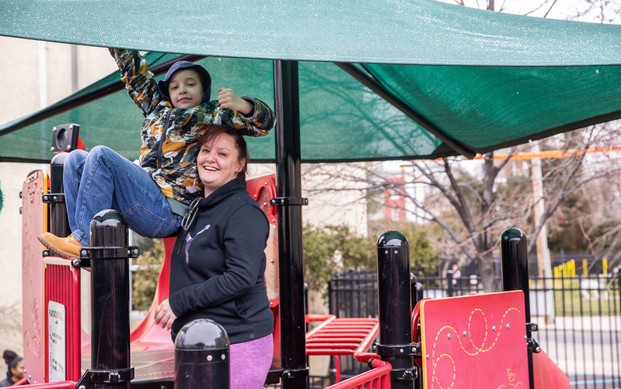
[109,49,275,207]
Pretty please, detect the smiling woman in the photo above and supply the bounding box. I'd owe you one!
[154,125,272,389]
[196,125,249,197]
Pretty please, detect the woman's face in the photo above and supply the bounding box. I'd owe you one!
[11,361,25,380]
[197,133,245,197]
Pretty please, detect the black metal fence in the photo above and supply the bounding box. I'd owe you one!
[327,269,621,388]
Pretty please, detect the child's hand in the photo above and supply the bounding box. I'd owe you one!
[154,298,177,331]
[218,88,253,115]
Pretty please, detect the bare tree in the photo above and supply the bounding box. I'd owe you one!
[305,124,621,292]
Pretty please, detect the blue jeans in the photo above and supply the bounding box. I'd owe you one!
[63,146,181,246]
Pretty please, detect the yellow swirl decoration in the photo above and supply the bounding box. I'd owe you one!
[432,354,456,389]
[430,307,521,388]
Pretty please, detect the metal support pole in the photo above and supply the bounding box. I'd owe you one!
[174,319,230,389]
[48,153,71,237]
[501,228,536,389]
[273,60,309,388]
[75,210,136,389]
[376,231,417,388]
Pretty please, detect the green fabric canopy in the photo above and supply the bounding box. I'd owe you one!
[1,0,620,163]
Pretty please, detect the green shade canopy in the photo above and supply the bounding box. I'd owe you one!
[0,0,620,163]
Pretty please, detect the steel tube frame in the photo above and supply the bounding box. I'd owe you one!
[273,59,309,389]
[377,231,415,388]
[500,228,535,389]
[89,210,132,389]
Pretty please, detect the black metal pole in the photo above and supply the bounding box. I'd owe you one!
[500,228,535,389]
[87,210,134,389]
[376,231,416,388]
[273,60,308,389]
[48,153,71,237]
[174,319,230,389]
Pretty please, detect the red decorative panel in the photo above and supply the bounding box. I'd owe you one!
[420,290,529,389]
[22,170,48,384]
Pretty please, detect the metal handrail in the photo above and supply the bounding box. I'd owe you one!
[324,359,392,389]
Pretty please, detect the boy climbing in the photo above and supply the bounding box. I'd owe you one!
[38,49,276,257]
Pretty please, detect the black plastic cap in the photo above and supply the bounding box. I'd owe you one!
[175,319,230,351]
[377,230,409,248]
[89,209,128,247]
[501,228,525,242]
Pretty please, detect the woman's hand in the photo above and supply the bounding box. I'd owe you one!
[218,88,253,115]
[155,299,177,331]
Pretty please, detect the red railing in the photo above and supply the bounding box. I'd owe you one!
[306,314,380,382]
[44,258,81,382]
[324,359,392,389]
[13,381,76,388]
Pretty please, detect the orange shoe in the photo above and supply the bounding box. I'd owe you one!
[38,232,82,258]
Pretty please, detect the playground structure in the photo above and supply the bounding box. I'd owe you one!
[17,125,572,389]
[3,1,621,387]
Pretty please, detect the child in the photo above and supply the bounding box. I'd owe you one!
[0,350,24,387]
[39,49,276,257]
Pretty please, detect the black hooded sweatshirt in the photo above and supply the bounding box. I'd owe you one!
[168,176,274,343]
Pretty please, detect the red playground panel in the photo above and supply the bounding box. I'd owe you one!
[420,291,529,389]
[22,170,49,384]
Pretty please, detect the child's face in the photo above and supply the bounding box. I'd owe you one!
[168,69,204,109]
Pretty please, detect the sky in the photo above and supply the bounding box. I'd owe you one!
[436,0,621,23]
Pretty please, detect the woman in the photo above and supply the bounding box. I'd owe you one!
[1,350,25,387]
[155,124,274,389]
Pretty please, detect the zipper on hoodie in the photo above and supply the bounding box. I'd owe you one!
[157,110,173,169]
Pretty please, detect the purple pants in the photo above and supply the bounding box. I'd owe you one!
[230,333,274,389]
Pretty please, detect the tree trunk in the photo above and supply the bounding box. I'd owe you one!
[476,251,499,292]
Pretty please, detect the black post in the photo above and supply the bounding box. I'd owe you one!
[49,153,71,237]
[174,319,230,389]
[86,210,134,388]
[273,60,308,388]
[376,231,416,388]
[500,228,535,389]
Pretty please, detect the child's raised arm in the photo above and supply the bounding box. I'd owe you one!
[109,49,161,117]
[216,89,276,138]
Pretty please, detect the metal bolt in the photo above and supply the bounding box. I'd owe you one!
[400,348,404,353]
[463,331,467,337]
[50,146,54,152]
[271,259,274,263]
[385,250,388,254]
[426,355,430,359]
[66,145,71,150]
[263,202,267,206]
[447,334,451,340]
[207,355,212,361]
[412,347,416,352]
[525,336,528,339]
[81,250,87,256]
[394,250,398,254]
[493,326,496,332]
[134,249,139,255]
[79,386,85,389]
[53,196,57,201]
[507,324,510,329]
[221,354,226,360]
[535,347,541,353]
